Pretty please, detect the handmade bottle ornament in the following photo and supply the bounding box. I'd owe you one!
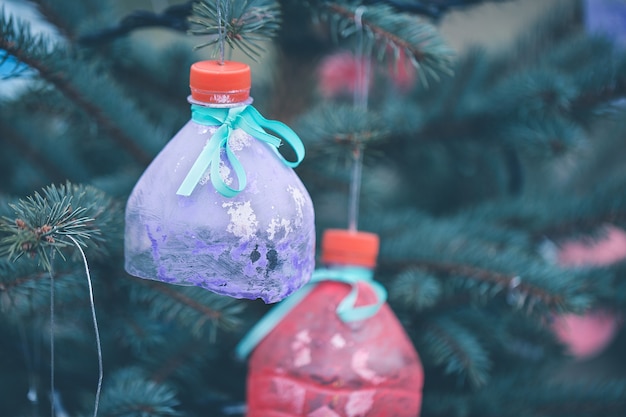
[124,60,315,303]
[237,229,424,417]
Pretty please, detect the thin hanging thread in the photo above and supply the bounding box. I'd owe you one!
[348,6,370,232]
[217,0,225,64]
[68,236,103,417]
[48,257,55,417]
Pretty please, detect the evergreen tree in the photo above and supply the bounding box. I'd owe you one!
[1,0,626,416]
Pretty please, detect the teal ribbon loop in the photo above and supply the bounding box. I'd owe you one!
[234,266,388,360]
[176,104,305,197]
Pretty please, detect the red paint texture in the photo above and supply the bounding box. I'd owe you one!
[247,280,424,417]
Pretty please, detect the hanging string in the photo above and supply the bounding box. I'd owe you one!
[68,236,103,417]
[348,6,370,232]
[48,254,55,417]
[353,6,370,111]
[217,0,225,64]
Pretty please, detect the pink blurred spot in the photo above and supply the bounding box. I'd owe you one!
[387,48,417,92]
[551,310,622,359]
[317,51,371,99]
[552,225,626,359]
[317,50,417,99]
[557,225,626,267]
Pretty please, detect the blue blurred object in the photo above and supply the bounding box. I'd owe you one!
[585,0,626,47]
[0,50,31,79]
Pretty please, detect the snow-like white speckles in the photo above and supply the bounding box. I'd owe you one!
[222,201,258,239]
[351,349,386,384]
[330,333,346,349]
[199,171,210,185]
[200,159,233,186]
[345,390,375,417]
[345,390,376,417]
[308,406,342,417]
[228,129,252,151]
[219,160,233,185]
[267,216,292,240]
[291,330,312,367]
[212,94,235,104]
[288,185,306,224]
[273,377,306,414]
[173,157,185,174]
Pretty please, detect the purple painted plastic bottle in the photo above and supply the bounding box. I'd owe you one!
[124,61,315,303]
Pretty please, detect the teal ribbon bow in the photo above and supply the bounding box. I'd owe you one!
[176,104,305,197]
[234,266,388,360]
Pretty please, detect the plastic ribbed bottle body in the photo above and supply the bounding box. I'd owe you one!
[246,268,424,416]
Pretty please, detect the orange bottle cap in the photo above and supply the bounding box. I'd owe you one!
[189,60,251,104]
[321,229,380,268]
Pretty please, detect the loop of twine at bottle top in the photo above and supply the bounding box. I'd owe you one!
[234,266,388,360]
[176,104,305,197]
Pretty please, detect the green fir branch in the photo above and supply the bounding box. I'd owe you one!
[297,104,391,151]
[390,268,443,311]
[131,278,245,339]
[316,1,454,86]
[421,317,492,389]
[0,10,157,165]
[98,367,181,417]
[188,0,281,61]
[0,182,119,272]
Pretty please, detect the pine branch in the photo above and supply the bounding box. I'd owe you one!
[296,104,391,151]
[0,10,155,165]
[0,182,120,272]
[29,0,75,41]
[188,0,281,61]
[386,259,567,311]
[390,268,443,311]
[421,317,492,388]
[0,122,68,184]
[317,1,454,86]
[78,1,194,45]
[98,367,181,417]
[367,0,512,20]
[132,278,245,338]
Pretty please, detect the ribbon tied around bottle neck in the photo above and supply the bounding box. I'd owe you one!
[176,104,305,197]
[235,266,388,360]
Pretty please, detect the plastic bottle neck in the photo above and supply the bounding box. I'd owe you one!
[187,95,254,109]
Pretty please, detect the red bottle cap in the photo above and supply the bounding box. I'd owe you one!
[321,229,380,268]
[189,60,251,104]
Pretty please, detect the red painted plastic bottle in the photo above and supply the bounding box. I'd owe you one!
[246,229,424,417]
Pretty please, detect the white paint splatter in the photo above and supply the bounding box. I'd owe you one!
[288,185,306,224]
[273,377,306,414]
[222,201,258,239]
[199,171,210,185]
[212,94,235,104]
[293,347,311,367]
[345,390,375,417]
[351,349,386,384]
[219,160,233,186]
[228,129,251,151]
[291,330,312,367]
[330,333,346,349]
[199,155,234,186]
[308,406,342,417]
[267,216,292,240]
